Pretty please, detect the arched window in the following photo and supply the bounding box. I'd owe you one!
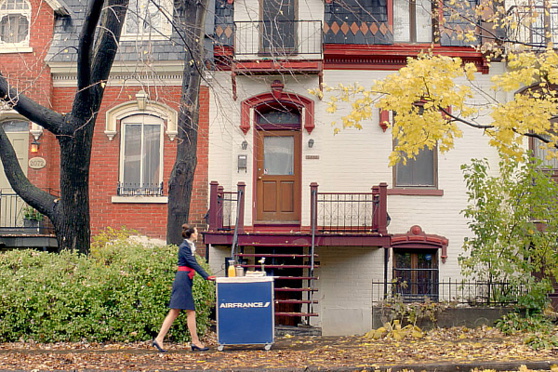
[0,0,30,47]
[118,114,164,196]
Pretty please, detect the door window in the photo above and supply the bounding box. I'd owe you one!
[263,136,294,175]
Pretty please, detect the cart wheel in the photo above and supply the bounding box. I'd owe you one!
[264,344,272,351]
[217,345,224,352]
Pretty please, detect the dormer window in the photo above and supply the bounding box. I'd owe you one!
[122,0,173,40]
[393,0,433,43]
[0,0,30,47]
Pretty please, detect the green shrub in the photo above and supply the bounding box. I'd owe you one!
[0,230,215,343]
[495,312,558,350]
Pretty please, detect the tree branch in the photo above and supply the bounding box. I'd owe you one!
[0,73,64,134]
[77,0,105,92]
[439,107,495,129]
[0,126,55,214]
[91,0,129,83]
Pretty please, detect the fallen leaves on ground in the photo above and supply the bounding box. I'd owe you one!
[0,326,557,371]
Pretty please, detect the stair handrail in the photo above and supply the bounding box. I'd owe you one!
[308,182,319,325]
[230,182,246,259]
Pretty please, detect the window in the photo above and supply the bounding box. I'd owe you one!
[0,0,30,47]
[261,0,296,53]
[122,0,173,40]
[530,0,558,47]
[393,0,433,43]
[393,249,439,301]
[394,146,437,187]
[119,114,164,196]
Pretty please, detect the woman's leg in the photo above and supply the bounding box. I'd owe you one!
[155,308,181,348]
[186,310,204,347]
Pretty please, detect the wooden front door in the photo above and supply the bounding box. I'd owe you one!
[255,130,301,223]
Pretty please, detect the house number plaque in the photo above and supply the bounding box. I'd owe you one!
[29,157,46,169]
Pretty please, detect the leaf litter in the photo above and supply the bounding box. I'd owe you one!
[0,326,557,371]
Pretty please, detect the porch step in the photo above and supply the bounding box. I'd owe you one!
[275,287,318,292]
[242,264,318,269]
[275,312,319,317]
[275,299,318,304]
[237,253,317,258]
[276,276,318,280]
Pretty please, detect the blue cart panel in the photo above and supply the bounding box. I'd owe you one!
[216,277,274,349]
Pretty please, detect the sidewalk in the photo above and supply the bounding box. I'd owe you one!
[0,331,557,371]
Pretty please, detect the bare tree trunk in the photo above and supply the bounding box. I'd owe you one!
[167,0,208,245]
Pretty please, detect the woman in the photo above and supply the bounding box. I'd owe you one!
[152,224,215,352]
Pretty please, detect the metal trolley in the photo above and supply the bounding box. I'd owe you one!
[215,276,274,351]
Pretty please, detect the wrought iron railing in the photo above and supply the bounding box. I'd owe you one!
[208,182,245,232]
[116,182,164,196]
[0,189,57,233]
[372,279,526,306]
[234,20,323,56]
[311,183,388,234]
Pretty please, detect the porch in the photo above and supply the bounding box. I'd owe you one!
[203,181,391,329]
[0,190,57,251]
[204,181,391,248]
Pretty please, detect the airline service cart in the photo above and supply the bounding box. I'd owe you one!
[215,276,274,351]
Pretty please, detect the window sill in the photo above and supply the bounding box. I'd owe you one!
[111,196,168,204]
[0,46,33,54]
[388,188,444,196]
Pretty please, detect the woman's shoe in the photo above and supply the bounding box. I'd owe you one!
[191,344,209,351]
[152,340,167,353]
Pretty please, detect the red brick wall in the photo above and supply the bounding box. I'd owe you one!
[51,84,210,242]
[0,0,55,188]
[0,1,210,245]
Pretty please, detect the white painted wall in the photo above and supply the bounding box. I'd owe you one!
[312,246,385,336]
[208,63,506,276]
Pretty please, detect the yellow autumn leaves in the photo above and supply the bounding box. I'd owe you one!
[315,49,558,166]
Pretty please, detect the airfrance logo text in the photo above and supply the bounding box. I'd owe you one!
[220,302,271,308]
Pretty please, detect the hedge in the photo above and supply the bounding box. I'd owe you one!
[0,229,215,343]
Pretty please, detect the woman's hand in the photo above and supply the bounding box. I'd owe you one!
[207,276,216,281]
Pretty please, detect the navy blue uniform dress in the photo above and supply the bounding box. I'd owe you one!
[168,239,210,310]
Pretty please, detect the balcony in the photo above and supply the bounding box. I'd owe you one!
[234,20,323,60]
[204,181,390,248]
[0,189,57,251]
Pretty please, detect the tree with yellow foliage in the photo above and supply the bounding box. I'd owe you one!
[313,1,558,167]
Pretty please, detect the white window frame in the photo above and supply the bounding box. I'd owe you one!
[121,0,174,41]
[119,113,164,190]
[0,0,32,52]
[393,0,433,43]
[106,99,177,204]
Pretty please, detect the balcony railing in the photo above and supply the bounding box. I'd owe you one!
[0,189,57,233]
[207,181,388,235]
[116,182,164,196]
[310,183,388,234]
[234,20,323,57]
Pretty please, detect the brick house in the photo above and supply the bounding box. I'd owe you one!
[0,0,210,248]
[0,0,552,336]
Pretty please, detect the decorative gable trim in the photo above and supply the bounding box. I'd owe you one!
[44,0,71,16]
[240,91,315,135]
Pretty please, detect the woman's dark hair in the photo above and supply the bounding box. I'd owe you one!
[182,224,196,239]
